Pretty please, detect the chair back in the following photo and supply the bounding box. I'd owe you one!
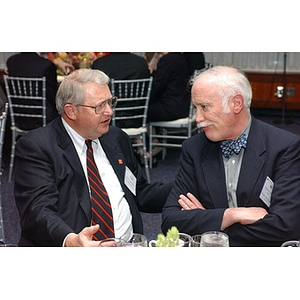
[4,75,46,131]
[0,86,8,115]
[149,65,213,169]
[110,77,153,183]
[186,98,197,136]
[0,103,8,242]
[110,77,153,130]
[0,103,8,173]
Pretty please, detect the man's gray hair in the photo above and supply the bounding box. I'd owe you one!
[191,66,252,113]
[56,69,110,115]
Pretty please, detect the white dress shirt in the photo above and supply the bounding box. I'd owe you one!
[62,118,133,242]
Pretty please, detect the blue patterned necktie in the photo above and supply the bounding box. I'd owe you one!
[220,133,247,159]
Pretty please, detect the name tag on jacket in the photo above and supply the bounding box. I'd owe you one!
[259,176,274,207]
[124,166,136,196]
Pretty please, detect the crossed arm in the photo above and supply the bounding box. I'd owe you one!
[178,192,268,230]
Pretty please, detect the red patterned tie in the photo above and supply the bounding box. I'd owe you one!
[85,140,114,240]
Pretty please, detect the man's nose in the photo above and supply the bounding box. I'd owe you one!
[195,109,205,123]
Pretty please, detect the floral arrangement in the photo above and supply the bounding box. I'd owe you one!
[53,52,109,74]
[69,52,97,68]
[155,226,180,247]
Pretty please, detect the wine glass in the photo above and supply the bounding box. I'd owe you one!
[281,240,300,247]
[98,238,126,247]
[177,233,192,247]
[200,231,229,247]
[0,241,18,247]
[124,233,148,247]
[191,234,202,247]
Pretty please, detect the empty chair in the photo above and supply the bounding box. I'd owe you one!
[0,103,8,242]
[149,99,198,168]
[4,76,47,181]
[110,77,153,183]
[148,66,212,168]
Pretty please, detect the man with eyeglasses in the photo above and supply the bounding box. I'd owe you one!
[14,69,172,247]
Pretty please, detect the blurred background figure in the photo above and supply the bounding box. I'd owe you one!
[91,52,150,80]
[6,52,59,123]
[91,52,150,129]
[47,52,75,75]
[47,52,109,74]
[182,52,206,76]
[146,52,190,122]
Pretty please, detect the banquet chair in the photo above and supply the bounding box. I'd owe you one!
[111,77,153,183]
[149,99,198,168]
[0,85,8,115]
[0,103,8,242]
[148,66,212,168]
[4,75,47,181]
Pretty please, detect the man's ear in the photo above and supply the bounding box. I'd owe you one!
[232,94,244,113]
[64,104,77,120]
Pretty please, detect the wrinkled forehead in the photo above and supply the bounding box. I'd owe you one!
[192,78,217,96]
[84,83,112,102]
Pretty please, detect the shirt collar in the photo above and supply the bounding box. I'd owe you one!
[61,117,99,154]
[234,115,251,141]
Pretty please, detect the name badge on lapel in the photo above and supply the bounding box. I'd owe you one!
[259,176,274,207]
[124,166,136,196]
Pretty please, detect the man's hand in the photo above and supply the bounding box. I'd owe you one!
[178,192,206,210]
[53,57,75,75]
[64,225,101,247]
[221,207,268,229]
[178,193,268,231]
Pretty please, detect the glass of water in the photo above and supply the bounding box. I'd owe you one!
[281,240,299,247]
[98,238,126,247]
[124,233,148,247]
[191,234,202,247]
[200,231,229,247]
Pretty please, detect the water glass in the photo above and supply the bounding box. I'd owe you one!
[200,231,229,247]
[98,238,126,247]
[191,234,202,247]
[124,233,148,247]
[281,240,299,247]
[0,241,18,247]
[177,233,192,247]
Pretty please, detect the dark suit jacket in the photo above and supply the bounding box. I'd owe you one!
[147,52,190,122]
[183,52,206,76]
[162,117,300,246]
[91,52,150,80]
[6,52,59,123]
[14,117,171,246]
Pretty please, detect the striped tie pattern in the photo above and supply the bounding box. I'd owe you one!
[85,140,114,240]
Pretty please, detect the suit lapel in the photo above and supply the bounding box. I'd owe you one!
[99,133,127,192]
[202,142,229,208]
[237,118,266,206]
[100,130,141,220]
[55,118,91,223]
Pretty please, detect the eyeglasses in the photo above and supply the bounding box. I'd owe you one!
[77,96,118,114]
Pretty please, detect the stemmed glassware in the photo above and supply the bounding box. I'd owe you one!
[198,231,229,247]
